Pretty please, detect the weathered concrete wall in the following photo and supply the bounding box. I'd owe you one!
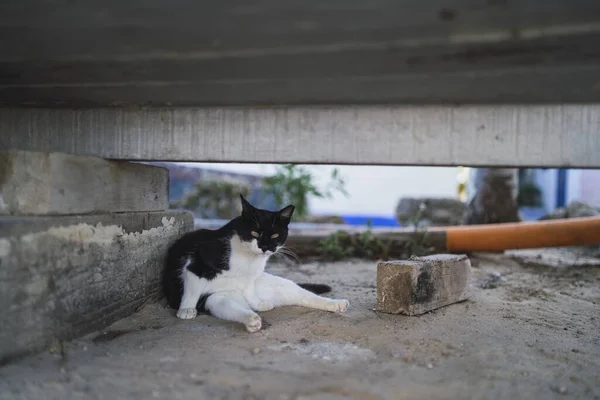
[0,150,169,215]
[0,211,193,364]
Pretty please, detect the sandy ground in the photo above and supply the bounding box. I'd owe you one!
[1,249,599,400]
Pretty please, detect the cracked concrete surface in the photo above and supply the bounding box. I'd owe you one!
[1,251,599,400]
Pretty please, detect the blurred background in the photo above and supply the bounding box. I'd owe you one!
[156,162,600,231]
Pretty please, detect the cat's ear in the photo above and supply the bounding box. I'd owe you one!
[240,194,254,216]
[278,205,295,222]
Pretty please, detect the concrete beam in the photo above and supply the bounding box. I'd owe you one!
[0,211,193,364]
[0,150,169,215]
[1,106,599,167]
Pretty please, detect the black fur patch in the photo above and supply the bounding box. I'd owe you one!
[298,283,332,295]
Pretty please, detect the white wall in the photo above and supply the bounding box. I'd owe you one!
[566,170,583,205]
[531,168,600,211]
[308,165,458,217]
[540,170,557,212]
[579,169,600,207]
[185,163,459,217]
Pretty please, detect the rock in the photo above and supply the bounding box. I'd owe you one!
[396,198,467,227]
[540,201,600,220]
[479,272,507,289]
[376,254,472,316]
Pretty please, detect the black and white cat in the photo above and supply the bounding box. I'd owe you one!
[163,195,350,332]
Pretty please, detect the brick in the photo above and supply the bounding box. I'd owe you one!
[0,150,169,215]
[0,211,193,364]
[376,254,471,316]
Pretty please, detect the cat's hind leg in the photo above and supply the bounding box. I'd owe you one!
[176,265,207,320]
[205,292,263,333]
[255,273,349,313]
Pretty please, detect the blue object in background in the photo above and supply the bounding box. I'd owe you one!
[556,169,567,209]
[344,210,549,226]
[341,215,400,228]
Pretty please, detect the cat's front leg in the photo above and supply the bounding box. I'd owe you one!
[176,268,207,319]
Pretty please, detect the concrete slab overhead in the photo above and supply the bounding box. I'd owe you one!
[1,105,599,167]
[2,0,600,105]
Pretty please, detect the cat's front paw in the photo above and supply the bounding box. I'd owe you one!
[329,299,350,313]
[176,308,197,319]
[245,314,262,333]
[252,301,275,312]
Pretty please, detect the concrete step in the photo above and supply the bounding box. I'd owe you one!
[0,210,193,364]
[0,150,169,215]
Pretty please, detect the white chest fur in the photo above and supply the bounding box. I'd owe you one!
[204,235,269,294]
[227,235,269,276]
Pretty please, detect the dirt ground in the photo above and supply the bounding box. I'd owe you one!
[1,249,599,400]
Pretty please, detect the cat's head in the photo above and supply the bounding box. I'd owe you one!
[237,195,295,256]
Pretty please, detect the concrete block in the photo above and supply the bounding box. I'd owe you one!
[376,254,471,316]
[0,150,169,215]
[0,211,193,364]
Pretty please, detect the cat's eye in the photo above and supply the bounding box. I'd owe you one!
[251,231,260,238]
[271,233,279,239]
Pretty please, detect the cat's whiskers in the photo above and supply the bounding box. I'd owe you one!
[272,251,291,263]
[274,246,300,265]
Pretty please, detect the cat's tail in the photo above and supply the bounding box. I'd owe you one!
[297,283,332,294]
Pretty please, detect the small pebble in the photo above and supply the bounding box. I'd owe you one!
[252,347,261,355]
[427,363,433,369]
[551,385,567,394]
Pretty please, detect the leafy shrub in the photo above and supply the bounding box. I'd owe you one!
[262,164,347,220]
[177,180,251,219]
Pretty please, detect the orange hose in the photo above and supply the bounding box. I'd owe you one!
[430,216,600,252]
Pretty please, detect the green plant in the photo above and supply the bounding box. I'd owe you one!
[317,231,355,261]
[178,180,251,219]
[317,220,436,261]
[317,221,392,261]
[262,164,347,220]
